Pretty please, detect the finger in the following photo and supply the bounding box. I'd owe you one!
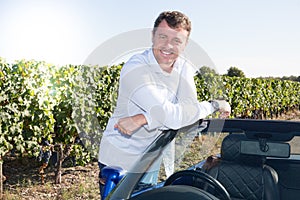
[114,124,125,134]
[218,111,229,118]
[119,127,126,134]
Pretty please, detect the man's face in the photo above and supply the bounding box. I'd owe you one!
[152,19,189,72]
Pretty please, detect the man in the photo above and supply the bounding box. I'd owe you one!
[98,10,230,194]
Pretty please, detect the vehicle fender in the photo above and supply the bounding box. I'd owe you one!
[101,166,125,199]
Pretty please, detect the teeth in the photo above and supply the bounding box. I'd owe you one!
[161,50,172,55]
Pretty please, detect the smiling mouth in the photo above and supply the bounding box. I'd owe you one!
[161,50,173,56]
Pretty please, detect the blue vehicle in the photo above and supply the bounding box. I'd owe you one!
[101,119,300,200]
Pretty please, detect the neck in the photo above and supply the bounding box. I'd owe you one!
[160,62,174,73]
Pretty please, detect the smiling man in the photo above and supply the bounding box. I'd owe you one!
[98,11,231,197]
[152,15,190,73]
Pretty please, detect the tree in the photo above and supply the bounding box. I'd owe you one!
[282,75,300,82]
[226,66,245,78]
[199,66,218,76]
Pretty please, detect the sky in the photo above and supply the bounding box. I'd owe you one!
[0,0,299,78]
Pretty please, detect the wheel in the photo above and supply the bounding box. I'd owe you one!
[164,170,231,200]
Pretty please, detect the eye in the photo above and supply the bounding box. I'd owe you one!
[173,38,182,45]
[158,34,167,40]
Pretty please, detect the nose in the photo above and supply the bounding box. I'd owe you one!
[163,39,174,49]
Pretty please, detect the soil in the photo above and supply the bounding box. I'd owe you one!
[277,109,300,121]
[2,157,100,200]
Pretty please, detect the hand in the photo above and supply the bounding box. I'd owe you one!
[212,100,231,118]
[219,110,231,118]
[114,114,147,135]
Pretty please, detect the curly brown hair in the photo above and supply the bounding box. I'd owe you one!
[153,11,192,37]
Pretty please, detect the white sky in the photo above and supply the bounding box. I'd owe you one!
[0,0,299,77]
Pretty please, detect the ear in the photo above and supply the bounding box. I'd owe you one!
[151,29,155,43]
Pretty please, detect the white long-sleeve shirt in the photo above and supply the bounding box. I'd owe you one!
[98,48,214,171]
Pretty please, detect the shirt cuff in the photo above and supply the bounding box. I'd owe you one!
[142,111,163,131]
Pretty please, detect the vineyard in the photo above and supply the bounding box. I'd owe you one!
[0,58,300,198]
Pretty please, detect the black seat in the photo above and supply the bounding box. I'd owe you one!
[206,134,280,200]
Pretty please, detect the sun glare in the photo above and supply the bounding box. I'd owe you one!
[2,1,79,65]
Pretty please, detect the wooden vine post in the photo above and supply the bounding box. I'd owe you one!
[55,144,63,184]
[55,144,72,184]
